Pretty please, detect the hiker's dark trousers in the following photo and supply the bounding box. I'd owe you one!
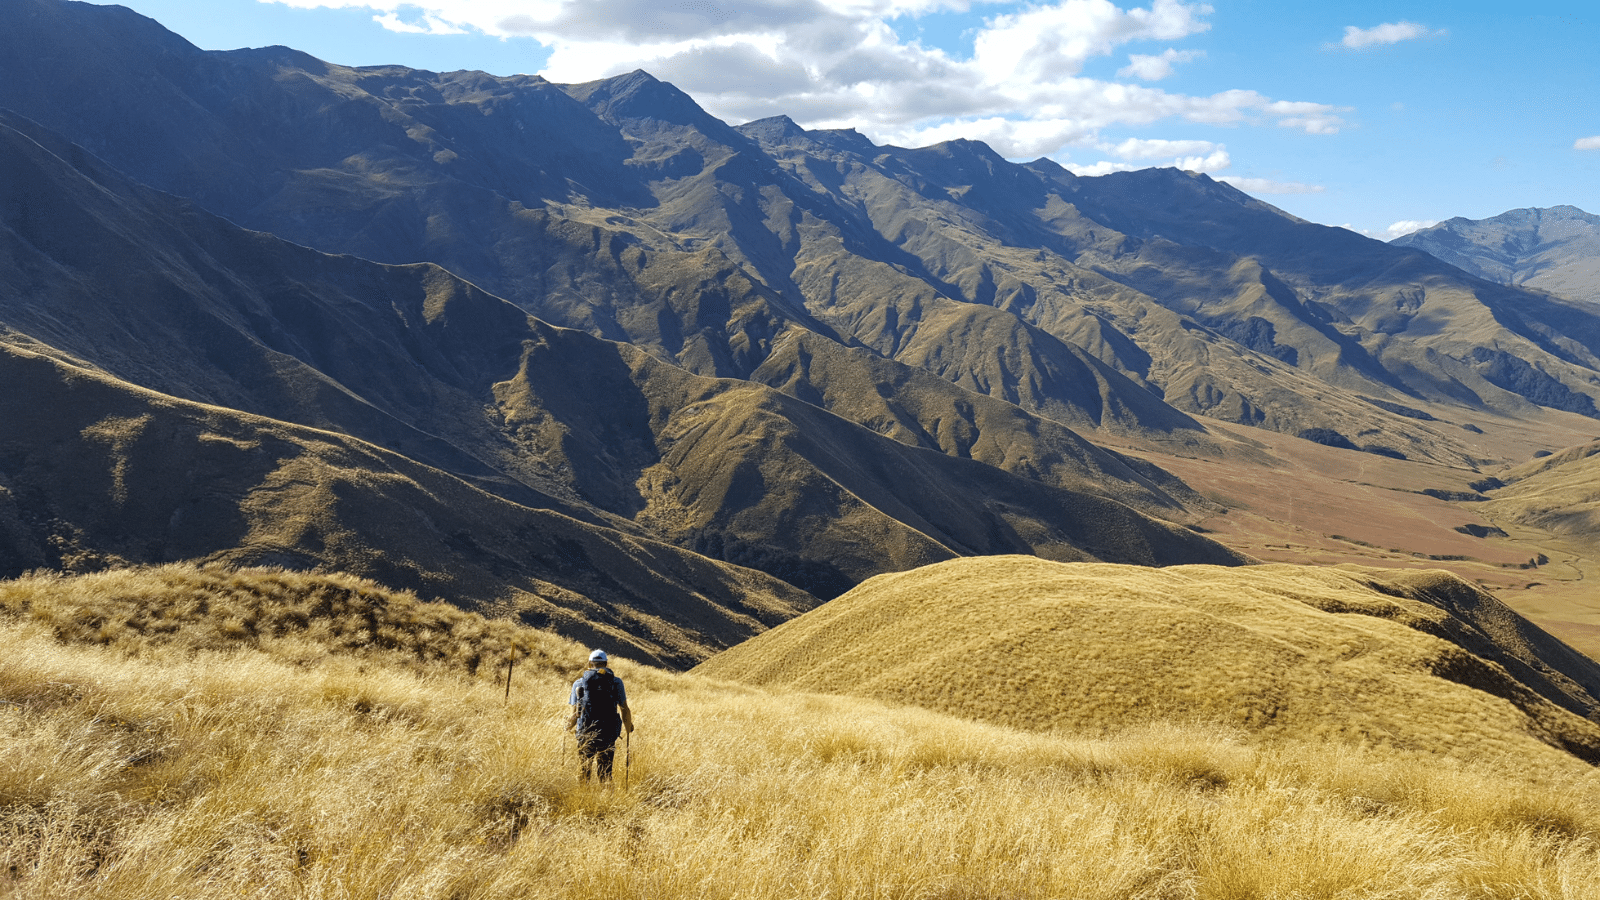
[577,723,621,781]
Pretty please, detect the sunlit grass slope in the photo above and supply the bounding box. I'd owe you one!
[7,564,1600,898]
[695,556,1600,768]
[9,563,1600,890]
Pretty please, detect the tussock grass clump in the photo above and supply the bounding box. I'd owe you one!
[4,565,1600,897]
[0,563,580,679]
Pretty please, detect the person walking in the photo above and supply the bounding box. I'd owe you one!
[567,649,634,782]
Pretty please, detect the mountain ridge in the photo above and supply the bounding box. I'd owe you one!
[7,0,1600,459]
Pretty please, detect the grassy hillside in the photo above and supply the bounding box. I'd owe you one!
[696,556,1600,768]
[5,564,1600,898]
[0,564,580,675]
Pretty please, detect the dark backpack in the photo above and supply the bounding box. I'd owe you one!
[574,668,621,732]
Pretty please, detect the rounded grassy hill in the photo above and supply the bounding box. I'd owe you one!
[695,556,1600,769]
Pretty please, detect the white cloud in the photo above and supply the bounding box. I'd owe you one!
[1382,219,1440,238]
[374,10,466,34]
[1338,21,1443,50]
[1092,137,1229,171]
[260,0,1347,160]
[1214,176,1324,195]
[1576,136,1600,151]
[1172,150,1229,171]
[1106,137,1218,159]
[1276,115,1341,135]
[882,116,1098,157]
[970,0,1212,84]
[1118,48,1202,81]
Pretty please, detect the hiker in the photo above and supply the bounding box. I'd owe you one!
[567,649,634,782]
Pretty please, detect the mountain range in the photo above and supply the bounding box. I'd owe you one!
[3,0,1600,664]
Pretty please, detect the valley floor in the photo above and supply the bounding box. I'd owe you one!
[1130,415,1600,662]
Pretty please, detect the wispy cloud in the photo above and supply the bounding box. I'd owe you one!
[1061,137,1229,176]
[1576,136,1600,151]
[260,0,1348,161]
[1118,48,1203,81]
[1337,21,1444,50]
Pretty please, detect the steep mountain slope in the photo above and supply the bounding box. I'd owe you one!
[0,0,1249,504]
[1044,168,1600,420]
[1393,206,1600,304]
[696,556,1600,766]
[0,107,1246,620]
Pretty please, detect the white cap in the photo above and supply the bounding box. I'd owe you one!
[589,649,608,662]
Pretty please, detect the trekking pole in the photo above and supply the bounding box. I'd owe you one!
[503,644,516,704]
[625,730,631,789]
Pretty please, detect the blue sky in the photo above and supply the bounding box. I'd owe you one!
[106,0,1600,238]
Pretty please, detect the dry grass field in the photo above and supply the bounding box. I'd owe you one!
[5,563,1600,898]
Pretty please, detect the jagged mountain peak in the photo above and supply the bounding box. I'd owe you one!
[1022,156,1079,184]
[919,136,1006,156]
[1393,205,1600,303]
[224,44,331,73]
[1091,167,1307,223]
[809,126,876,151]
[14,0,193,49]
[741,118,877,155]
[735,114,808,143]
[1418,205,1598,239]
[886,137,1018,180]
[562,68,730,133]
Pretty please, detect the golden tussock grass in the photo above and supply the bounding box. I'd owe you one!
[0,563,579,678]
[4,563,1600,898]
